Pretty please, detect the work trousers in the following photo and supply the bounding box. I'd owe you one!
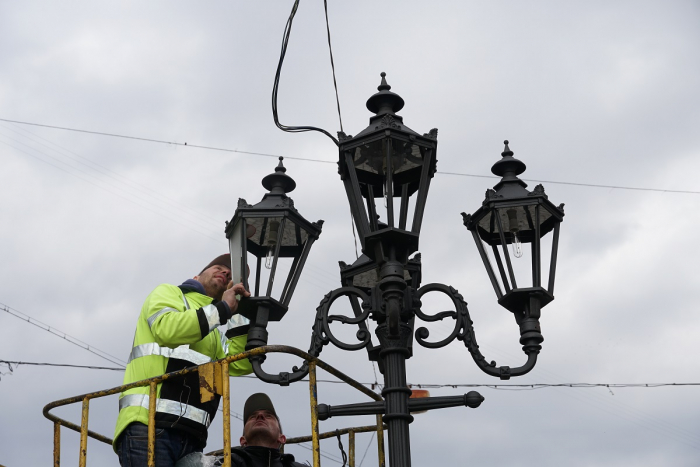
[116,422,203,467]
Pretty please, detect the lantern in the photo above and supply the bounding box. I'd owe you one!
[225,157,323,324]
[337,72,437,263]
[463,141,564,315]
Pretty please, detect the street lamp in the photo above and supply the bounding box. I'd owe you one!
[225,157,323,383]
[254,73,565,467]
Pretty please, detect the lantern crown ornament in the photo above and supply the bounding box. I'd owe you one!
[337,72,438,264]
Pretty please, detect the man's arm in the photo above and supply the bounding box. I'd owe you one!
[145,284,233,347]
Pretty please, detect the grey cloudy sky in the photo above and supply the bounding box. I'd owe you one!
[1,1,699,466]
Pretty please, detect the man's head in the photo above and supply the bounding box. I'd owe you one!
[240,393,286,449]
[194,254,232,300]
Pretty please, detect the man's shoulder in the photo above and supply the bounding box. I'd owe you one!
[228,447,252,466]
[228,448,308,467]
[282,454,308,467]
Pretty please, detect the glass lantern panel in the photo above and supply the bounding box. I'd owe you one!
[477,205,553,244]
[391,140,423,175]
[280,219,309,247]
[352,140,384,175]
[245,216,309,250]
[227,218,246,286]
[352,139,424,177]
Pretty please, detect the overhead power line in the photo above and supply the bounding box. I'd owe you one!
[0,117,334,164]
[1,303,127,368]
[0,360,123,371]
[2,117,698,195]
[2,358,697,393]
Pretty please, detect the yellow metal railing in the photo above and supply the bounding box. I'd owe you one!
[43,345,385,467]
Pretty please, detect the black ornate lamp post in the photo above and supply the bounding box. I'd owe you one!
[253,73,565,467]
[225,157,323,383]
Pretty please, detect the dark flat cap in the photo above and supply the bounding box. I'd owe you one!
[243,393,277,423]
[200,254,231,275]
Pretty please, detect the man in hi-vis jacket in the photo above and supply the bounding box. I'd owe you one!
[114,254,252,467]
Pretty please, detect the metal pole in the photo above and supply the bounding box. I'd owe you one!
[222,362,232,467]
[148,382,157,467]
[377,325,413,467]
[308,361,321,467]
[348,431,355,467]
[376,414,386,467]
[78,398,89,467]
[375,255,413,467]
[53,422,60,467]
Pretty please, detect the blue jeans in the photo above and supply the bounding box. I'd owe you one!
[116,423,202,467]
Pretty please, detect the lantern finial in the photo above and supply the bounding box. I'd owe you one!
[366,71,405,115]
[262,157,296,194]
[502,140,513,157]
[491,139,526,179]
[378,72,391,91]
[275,156,287,173]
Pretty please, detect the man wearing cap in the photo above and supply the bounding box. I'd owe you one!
[228,393,306,467]
[114,254,253,467]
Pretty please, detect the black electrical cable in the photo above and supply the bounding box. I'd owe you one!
[324,0,343,133]
[271,0,340,145]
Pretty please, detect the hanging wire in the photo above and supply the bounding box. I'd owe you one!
[323,0,343,133]
[272,0,341,145]
[335,429,348,467]
[0,361,14,381]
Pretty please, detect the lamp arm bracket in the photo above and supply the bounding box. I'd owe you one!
[312,286,373,352]
[250,355,309,387]
[416,283,541,380]
[414,283,464,348]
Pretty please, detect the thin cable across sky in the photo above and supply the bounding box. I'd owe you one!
[2,117,698,195]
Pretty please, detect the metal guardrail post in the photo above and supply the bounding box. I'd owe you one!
[79,398,89,467]
[308,361,321,467]
[148,381,157,467]
[221,361,232,467]
[348,431,355,467]
[376,414,385,467]
[53,422,60,467]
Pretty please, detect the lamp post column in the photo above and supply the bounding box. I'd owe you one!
[376,255,414,467]
[377,323,413,467]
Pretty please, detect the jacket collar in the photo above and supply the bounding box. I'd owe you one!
[178,278,207,296]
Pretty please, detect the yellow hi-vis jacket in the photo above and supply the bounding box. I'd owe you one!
[113,283,252,451]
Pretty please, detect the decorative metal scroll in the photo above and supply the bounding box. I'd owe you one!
[415,283,539,380]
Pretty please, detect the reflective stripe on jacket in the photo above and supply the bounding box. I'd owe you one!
[113,283,251,451]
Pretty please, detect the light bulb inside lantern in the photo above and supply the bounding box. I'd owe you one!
[264,220,280,269]
[511,231,523,258]
[506,209,524,258]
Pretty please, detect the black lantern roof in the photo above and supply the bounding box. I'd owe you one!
[230,157,323,259]
[465,141,564,246]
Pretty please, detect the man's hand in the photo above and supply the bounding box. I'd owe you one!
[222,281,250,314]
